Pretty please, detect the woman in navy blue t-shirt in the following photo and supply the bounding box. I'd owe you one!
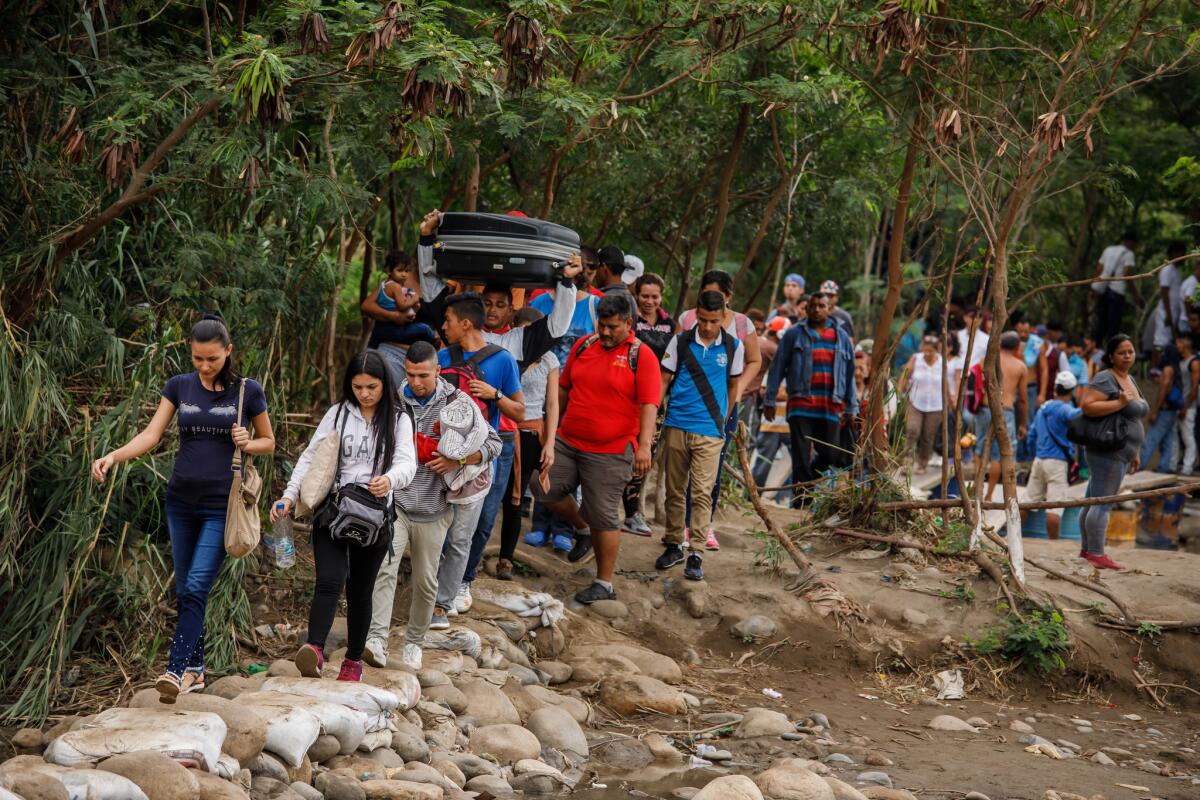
[92,316,275,701]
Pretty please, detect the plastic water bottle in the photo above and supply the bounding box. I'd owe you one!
[272,502,296,569]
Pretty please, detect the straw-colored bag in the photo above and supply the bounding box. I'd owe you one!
[297,403,345,517]
[224,380,263,558]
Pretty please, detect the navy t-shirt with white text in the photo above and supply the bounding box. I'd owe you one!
[161,373,268,508]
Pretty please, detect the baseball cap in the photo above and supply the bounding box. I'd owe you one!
[820,279,839,294]
[785,273,805,289]
[622,254,645,285]
[598,245,625,270]
[768,316,791,333]
[1055,370,1078,391]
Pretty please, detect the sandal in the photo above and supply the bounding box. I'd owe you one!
[181,670,206,694]
[155,672,182,704]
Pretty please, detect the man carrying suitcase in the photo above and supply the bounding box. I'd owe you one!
[535,293,662,604]
[418,209,584,620]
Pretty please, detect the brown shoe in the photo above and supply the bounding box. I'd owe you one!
[155,672,182,704]
[497,558,514,581]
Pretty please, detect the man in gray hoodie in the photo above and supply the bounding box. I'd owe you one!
[366,341,501,671]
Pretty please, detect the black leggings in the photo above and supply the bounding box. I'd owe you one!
[500,430,544,560]
[308,524,389,662]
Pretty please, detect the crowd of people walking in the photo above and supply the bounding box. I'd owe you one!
[90,211,1190,699]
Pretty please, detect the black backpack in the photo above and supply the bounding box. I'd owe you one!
[443,344,505,420]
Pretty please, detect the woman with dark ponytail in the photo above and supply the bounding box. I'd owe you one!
[92,314,275,700]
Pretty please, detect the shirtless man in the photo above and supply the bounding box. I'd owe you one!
[977,331,1029,502]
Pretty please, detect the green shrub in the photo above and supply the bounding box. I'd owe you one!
[969,603,1070,672]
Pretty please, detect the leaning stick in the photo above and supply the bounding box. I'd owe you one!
[876,479,1200,512]
[733,425,818,587]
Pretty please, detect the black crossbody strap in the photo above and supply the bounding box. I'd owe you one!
[675,329,729,432]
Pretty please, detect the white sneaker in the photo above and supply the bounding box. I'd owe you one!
[454,583,473,614]
[363,637,388,668]
[429,609,450,630]
[401,643,422,671]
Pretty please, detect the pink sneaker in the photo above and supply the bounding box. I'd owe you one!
[337,658,364,682]
[295,643,324,678]
[704,528,720,551]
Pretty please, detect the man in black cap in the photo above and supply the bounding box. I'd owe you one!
[595,246,633,299]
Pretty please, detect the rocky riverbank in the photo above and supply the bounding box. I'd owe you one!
[4,505,1200,800]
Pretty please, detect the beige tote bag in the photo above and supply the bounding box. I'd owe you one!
[225,380,262,558]
[298,429,340,517]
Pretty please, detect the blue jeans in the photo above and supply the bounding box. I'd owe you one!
[1018,384,1039,460]
[165,499,228,677]
[1080,449,1128,556]
[463,434,516,584]
[1140,409,1178,471]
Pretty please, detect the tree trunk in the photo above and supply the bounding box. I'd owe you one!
[465,143,481,212]
[982,244,1025,586]
[388,176,399,252]
[704,103,751,272]
[867,113,922,457]
[1069,182,1101,327]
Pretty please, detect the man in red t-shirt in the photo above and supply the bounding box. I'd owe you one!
[535,293,662,604]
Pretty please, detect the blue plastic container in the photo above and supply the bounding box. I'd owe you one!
[1023,509,1048,539]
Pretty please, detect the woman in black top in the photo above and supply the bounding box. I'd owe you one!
[92,316,275,700]
[633,273,677,360]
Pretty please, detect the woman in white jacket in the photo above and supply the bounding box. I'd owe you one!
[271,351,416,681]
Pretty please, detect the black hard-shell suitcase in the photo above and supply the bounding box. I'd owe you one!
[434,212,580,287]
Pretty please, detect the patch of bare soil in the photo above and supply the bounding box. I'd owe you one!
[483,500,1200,799]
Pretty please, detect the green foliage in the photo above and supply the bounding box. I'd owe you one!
[1136,622,1164,639]
[933,520,973,555]
[751,528,786,572]
[937,585,976,604]
[1,0,1195,722]
[969,604,1071,673]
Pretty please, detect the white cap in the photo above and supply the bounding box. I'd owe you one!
[622,254,645,285]
[1054,370,1077,391]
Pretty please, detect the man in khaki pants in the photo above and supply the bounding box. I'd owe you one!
[655,291,745,581]
[366,341,500,671]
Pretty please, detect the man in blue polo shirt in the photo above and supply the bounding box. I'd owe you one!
[655,291,744,580]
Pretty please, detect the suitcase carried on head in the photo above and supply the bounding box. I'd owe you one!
[433,211,580,287]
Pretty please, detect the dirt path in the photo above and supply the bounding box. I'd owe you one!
[492,500,1200,799]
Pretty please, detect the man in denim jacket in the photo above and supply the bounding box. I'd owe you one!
[763,292,857,506]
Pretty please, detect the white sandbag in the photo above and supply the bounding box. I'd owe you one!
[239,690,367,755]
[43,707,226,772]
[355,729,393,753]
[232,694,321,768]
[215,753,241,781]
[261,677,400,732]
[0,759,150,800]
[422,628,483,660]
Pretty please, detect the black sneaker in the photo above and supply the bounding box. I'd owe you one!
[567,534,593,563]
[684,551,704,581]
[574,581,616,604]
[656,543,685,570]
